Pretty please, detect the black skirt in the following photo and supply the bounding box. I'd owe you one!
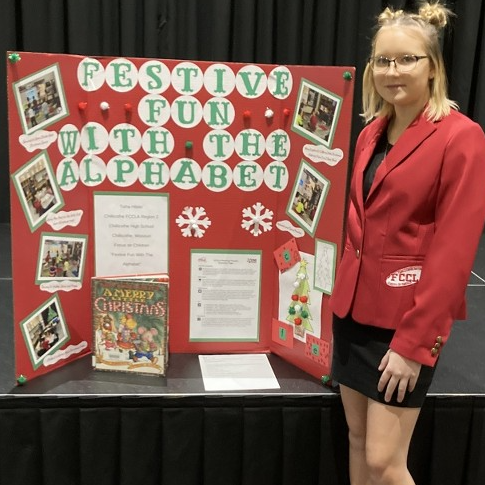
[331,313,436,408]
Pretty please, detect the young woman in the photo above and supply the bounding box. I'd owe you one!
[329,2,485,484]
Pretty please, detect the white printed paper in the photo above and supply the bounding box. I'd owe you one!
[199,354,279,391]
[94,192,168,276]
[190,250,261,341]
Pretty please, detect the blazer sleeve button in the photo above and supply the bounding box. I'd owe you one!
[431,348,439,357]
[356,249,360,258]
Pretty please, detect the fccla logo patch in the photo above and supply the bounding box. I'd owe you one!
[386,266,422,287]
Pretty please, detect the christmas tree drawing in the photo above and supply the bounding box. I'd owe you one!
[286,259,313,338]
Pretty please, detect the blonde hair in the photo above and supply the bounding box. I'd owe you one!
[362,1,458,123]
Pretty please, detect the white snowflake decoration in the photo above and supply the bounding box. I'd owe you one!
[241,202,274,236]
[176,206,212,238]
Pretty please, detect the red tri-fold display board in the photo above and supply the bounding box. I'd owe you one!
[7,51,355,384]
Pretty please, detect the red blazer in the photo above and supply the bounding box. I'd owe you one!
[329,109,485,366]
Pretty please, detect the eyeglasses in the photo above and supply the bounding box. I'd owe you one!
[368,55,429,73]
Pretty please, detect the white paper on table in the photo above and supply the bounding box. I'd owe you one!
[198,354,280,391]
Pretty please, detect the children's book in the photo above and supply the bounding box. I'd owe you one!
[92,274,169,376]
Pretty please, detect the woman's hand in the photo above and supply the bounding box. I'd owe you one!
[377,349,422,403]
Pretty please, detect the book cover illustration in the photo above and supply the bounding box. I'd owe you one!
[92,276,169,376]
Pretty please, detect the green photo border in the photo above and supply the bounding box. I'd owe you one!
[11,150,65,232]
[35,232,89,284]
[12,62,69,135]
[285,159,330,237]
[291,77,343,148]
[19,293,70,371]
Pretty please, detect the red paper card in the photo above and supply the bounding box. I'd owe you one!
[274,238,301,272]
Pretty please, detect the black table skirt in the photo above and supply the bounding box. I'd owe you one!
[0,394,484,485]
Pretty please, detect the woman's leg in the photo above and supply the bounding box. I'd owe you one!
[340,384,422,485]
[339,384,370,484]
[365,399,421,485]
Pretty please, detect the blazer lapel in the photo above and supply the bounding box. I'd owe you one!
[367,113,437,201]
[353,117,388,217]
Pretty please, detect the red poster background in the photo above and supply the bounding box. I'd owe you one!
[8,52,354,383]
